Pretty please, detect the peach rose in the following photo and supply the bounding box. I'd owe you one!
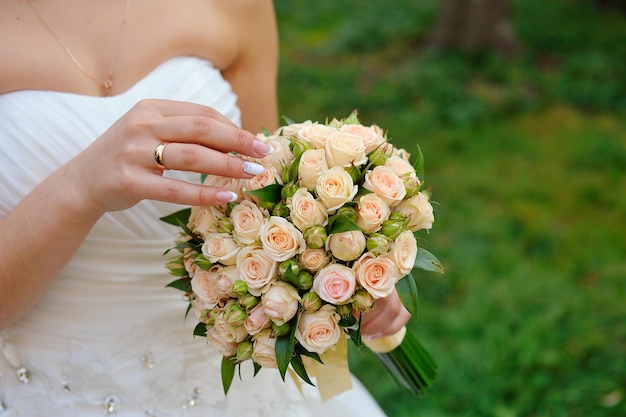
[296,122,337,150]
[325,131,367,168]
[252,329,278,368]
[243,164,282,200]
[206,326,238,358]
[259,216,306,262]
[388,230,418,276]
[215,265,239,298]
[355,193,391,233]
[201,233,240,266]
[213,314,249,343]
[315,166,358,213]
[244,304,272,336]
[313,263,357,304]
[298,149,328,191]
[393,192,435,231]
[230,200,266,245]
[362,165,407,207]
[353,252,399,299]
[259,135,293,173]
[190,266,223,307]
[236,246,278,296]
[340,123,386,154]
[295,305,342,354]
[261,282,301,325]
[326,230,366,262]
[203,174,245,202]
[187,205,225,239]
[298,248,331,272]
[288,188,328,232]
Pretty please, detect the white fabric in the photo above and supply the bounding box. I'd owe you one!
[0,56,387,417]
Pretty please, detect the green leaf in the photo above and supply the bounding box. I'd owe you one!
[243,183,283,204]
[290,353,316,386]
[281,115,296,126]
[184,302,192,320]
[253,361,262,376]
[397,273,419,317]
[414,247,445,274]
[343,110,360,125]
[288,152,303,183]
[193,322,207,337]
[412,144,425,182]
[275,333,294,381]
[221,357,236,395]
[328,213,362,234]
[295,344,323,364]
[261,127,272,136]
[166,277,192,292]
[159,208,192,227]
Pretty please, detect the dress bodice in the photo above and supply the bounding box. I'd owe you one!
[0,56,385,417]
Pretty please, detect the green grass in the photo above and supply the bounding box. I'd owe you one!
[274,0,626,416]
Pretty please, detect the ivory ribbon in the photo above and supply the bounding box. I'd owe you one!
[362,326,407,353]
[301,332,352,402]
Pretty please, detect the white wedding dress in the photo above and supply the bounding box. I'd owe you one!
[0,56,388,417]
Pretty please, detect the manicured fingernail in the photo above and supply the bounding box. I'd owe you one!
[253,140,275,156]
[216,190,238,203]
[366,332,384,341]
[243,161,265,175]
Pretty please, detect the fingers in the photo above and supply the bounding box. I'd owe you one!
[156,143,265,179]
[134,100,274,159]
[141,176,240,207]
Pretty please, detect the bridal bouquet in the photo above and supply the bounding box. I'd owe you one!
[161,111,443,399]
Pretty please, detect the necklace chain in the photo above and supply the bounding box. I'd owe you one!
[25,0,132,97]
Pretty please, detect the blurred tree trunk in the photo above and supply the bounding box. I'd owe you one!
[429,0,520,56]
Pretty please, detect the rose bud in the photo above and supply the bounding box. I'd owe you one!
[403,176,421,198]
[278,259,300,280]
[281,182,299,201]
[235,340,254,362]
[272,202,291,218]
[368,143,392,166]
[380,217,406,240]
[232,280,249,297]
[296,271,314,290]
[166,258,187,277]
[366,233,391,256]
[335,303,353,318]
[345,164,362,184]
[327,230,366,262]
[224,304,247,328]
[239,292,260,311]
[336,205,358,222]
[303,225,328,249]
[192,253,213,271]
[216,217,234,234]
[289,136,312,159]
[352,288,375,311]
[257,199,276,211]
[301,291,323,313]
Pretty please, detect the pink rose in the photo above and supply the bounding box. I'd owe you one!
[326,230,366,262]
[362,165,407,207]
[298,149,328,191]
[261,282,301,325]
[252,329,278,368]
[206,326,238,358]
[236,246,278,296]
[295,305,342,354]
[288,188,328,232]
[187,205,225,239]
[201,233,240,266]
[393,192,435,231]
[230,200,266,245]
[244,304,272,336]
[385,155,418,180]
[313,263,357,304]
[259,216,306,262]
[355,193,391,233]
[353,252,399,299]
[190,266,223,307]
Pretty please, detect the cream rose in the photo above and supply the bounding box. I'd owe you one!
[201,233,240,266]
[325,131,367,168]
[230,200,266,245]
[259,135,293,173]
[236,246,278,296]
[315,166,358,213]
[385,155,418,180]
[355,193,391,233]
[296,122,337,149]
[213,314,249,343]
[215,265,239,298]
[203,174,245,202]
[313,263,357,304]
[244,304,272,336]
[340,123,386,154]
[187,205,225,239]
[243,164,282,200]
[252,329,278,368]
[288,188,328,232]
[393,192,435,231]
[298,149,329,191]
[326,230,366,262]
[259,216,306,262]
[388,230,418,276]
[353,252,399,299]
[190,266,223,307]
[295,305,342,354]
[298,248,331,272]
[206,326,238,358]
[362,165,407,207]
[261,282,301,325]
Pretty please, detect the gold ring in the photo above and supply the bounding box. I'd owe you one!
[154,142,169,170]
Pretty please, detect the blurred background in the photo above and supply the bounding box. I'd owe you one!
[273,0,626,416]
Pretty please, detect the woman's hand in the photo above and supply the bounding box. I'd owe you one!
[71,99,273,214]
[360,288,411,339]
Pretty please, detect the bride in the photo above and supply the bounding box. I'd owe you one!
[0,0,410,415]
